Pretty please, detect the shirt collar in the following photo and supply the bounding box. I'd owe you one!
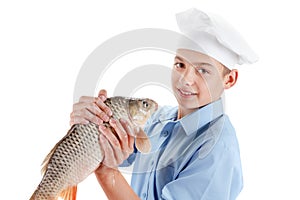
[158,99,224,136]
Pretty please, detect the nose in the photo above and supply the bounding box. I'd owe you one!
[180,65,196,86]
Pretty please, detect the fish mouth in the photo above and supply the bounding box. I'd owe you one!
[153,101,159,111]
[128,98,158,127]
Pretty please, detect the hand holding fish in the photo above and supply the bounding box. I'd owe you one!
[70,89,135,169]
[70,89,112,126]
[30,89,158,200]
[98,118,135,169]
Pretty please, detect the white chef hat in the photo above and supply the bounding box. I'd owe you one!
[176,8,258,69]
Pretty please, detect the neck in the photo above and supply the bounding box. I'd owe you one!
[177,107,197,119]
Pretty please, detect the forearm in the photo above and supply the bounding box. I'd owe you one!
[95,165,140,200]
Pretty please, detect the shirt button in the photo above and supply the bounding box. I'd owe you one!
[142,193,147,198]
[163,130,169,137]
[150,160,154,166]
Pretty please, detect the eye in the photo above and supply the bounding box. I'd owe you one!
[198,68,209,74]
[142,100,149,108]
[174,62,185,69]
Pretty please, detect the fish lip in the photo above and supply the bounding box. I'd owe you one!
[151,100,159,111]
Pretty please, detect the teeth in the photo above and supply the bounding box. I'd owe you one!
[182,91,192,95]
[179,89,196,95]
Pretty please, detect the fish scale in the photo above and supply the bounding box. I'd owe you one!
[30,96,158,200]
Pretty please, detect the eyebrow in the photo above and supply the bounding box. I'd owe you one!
[174,56,184,61]
[174,56,214,68]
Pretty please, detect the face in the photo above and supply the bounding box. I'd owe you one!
[172,49,236,118]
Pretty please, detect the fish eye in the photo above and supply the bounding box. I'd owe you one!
[142,100,149,108]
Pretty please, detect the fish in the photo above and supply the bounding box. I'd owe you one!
[30,96,158,200]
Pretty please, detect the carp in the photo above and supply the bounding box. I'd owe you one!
[30,96,158,200]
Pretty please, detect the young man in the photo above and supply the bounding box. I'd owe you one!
[70,8,258,200]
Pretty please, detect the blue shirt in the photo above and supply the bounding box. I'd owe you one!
[121,99,243,200]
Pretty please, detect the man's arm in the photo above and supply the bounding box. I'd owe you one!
[94,117,140,199]
[95,165,140,200]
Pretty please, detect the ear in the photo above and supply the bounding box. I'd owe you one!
[224,69,238,89]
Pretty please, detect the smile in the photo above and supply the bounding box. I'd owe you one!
[178,88,197,97]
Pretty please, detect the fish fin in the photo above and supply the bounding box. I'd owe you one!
[58,186,77,200]
[135,127,151,153]
[41,125,78,175]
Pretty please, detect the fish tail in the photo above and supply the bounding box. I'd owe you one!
[58,186,77,200]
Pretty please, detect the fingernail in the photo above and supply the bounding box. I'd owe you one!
[99,125,106,131]
[120,118,126,123]
[109,118,116,126]
[99,95,106,101]
[99,134,105,142]
[103,115,109,122]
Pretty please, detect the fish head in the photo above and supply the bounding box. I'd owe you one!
[128,98,158,126]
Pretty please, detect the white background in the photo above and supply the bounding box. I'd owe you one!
[1,0,299,199]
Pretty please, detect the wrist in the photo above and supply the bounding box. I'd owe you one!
[95,164,118,180]
[95,164,139,199]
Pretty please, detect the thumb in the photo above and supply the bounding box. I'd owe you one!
[98,89,108,101]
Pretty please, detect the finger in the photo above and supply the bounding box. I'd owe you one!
[69,115,89,126]
[77,95,112,117]
[119,118,135,137]
[85,102,110,122]
[99,134,117,167]
[99,125,121,149]
[109,119,128,150]
[98,89,107,100]
[95,98,112,117]
[78,96,97,103]
[127,135,134,154]
[74,108,104,125]
[119,119,135,152]
[70,109,98,125]
[100,131,124,167]
[73,101,110,122]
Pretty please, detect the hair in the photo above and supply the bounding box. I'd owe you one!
[221,64,232,77]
